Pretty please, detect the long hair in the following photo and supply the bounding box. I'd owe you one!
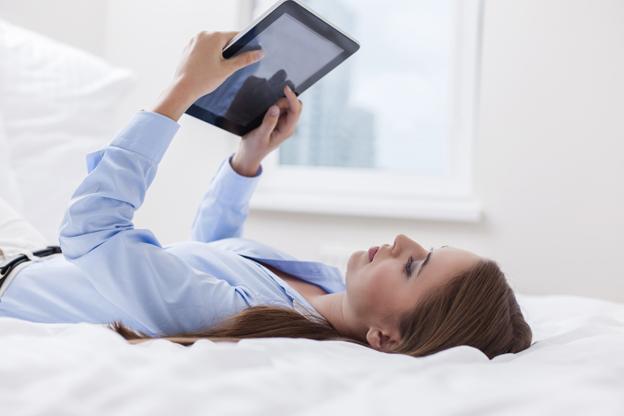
[109,259,532,359]
[394,260,532,359]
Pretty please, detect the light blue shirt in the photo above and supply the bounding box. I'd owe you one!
[0,111,345,337]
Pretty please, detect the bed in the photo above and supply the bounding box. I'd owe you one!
[1,294,623,415]
[1,18,623,416]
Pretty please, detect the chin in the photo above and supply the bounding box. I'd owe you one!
[346,250,362,268]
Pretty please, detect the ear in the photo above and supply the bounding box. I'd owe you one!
[366,326,400,352]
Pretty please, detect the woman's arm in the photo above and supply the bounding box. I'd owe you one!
[58,32,266,336]
[190,153,263,242]
[152,31,302,243]
[191,71,303,243]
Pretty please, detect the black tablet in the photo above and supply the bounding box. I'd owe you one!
[185,0,360,136]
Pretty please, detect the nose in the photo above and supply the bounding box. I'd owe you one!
[394,234,428,259]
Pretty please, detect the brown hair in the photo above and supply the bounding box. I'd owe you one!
[109,259,532,359]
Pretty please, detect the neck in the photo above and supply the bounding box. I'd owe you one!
[309,292,366,342]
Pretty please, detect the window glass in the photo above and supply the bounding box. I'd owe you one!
[254,0,454,176]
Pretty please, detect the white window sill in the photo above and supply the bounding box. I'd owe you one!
[250,192,482,222]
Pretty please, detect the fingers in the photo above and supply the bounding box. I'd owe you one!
[227,49,264,73]
[220,31,239,44]
[192,31,263,73]
[274,97,290,112]
[257,105,281,137]
[193,30,242,50]
[257,86,300,113]
[268,86,303,140]
[284,85,302,115]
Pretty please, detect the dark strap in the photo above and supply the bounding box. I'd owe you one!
[0,246,62,289]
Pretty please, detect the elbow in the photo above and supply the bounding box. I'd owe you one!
[58,210,77,259]
[57,205,110,260]
[58,214,86,261]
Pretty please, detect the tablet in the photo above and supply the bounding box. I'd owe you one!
[185,0,360,136]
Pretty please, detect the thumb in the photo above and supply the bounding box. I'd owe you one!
[256,105,280,136]
[227,49,264,73]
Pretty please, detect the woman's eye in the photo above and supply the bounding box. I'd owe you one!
[404,257,414,277]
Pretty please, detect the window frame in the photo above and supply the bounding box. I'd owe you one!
[240,0,484,222]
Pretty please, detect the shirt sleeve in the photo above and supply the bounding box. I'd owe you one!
[190,153,263,243]
[58,111,250,337]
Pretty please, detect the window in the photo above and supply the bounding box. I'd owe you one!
[245,0,482,221]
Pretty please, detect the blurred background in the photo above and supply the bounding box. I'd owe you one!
[0,0,622,302]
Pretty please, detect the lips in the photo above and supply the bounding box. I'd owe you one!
[368,246,379,262]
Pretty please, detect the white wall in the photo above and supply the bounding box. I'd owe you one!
[246,0,624,303]
[2,0,623,302]
[473,0,624,301]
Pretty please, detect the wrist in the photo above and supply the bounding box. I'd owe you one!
[231,152,262,177]
[150,78,198,122]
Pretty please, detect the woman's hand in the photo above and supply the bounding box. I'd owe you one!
[231,85,303,176]
[151,31,264,121]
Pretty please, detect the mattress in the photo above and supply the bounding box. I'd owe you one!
[1,293,623,415]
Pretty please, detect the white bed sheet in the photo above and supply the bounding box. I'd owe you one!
[1,294,623,415]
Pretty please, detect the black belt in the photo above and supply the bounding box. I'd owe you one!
[0,246,62,290]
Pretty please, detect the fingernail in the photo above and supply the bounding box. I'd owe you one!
[269,106,279,116]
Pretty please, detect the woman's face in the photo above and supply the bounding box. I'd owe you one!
[344,234,481,329]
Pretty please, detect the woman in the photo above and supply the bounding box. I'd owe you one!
[0,32,532,359]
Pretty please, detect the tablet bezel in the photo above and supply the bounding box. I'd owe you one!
[185,0,360,136]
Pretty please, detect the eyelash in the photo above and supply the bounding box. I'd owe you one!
[405,256,415,277]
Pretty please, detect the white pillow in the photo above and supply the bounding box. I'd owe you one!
[0,114,24,212]
[0,43,23,212]
[0,19,135,242]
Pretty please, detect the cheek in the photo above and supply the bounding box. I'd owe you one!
[346,261,398,314]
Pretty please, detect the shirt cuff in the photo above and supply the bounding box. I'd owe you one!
[110,111,181,164]
[210,153,263,205]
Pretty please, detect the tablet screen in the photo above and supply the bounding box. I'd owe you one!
[192,13,346,128]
